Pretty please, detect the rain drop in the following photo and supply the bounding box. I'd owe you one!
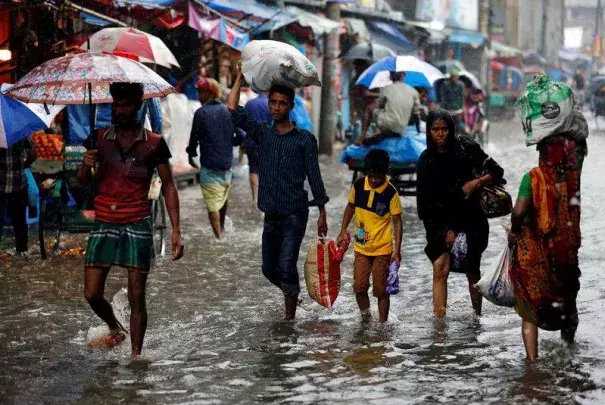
[569,197,580,206]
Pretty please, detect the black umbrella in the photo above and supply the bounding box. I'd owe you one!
[339,42,396,62]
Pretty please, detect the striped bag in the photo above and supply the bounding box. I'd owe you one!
[304,234,350,309]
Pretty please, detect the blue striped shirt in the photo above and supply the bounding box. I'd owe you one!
[232,106,329,215]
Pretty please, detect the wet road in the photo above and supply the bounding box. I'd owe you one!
[1,116,605,404]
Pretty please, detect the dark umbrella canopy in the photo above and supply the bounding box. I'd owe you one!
[339,42,396,62]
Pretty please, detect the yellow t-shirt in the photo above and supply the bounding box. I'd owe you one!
[348,177,402,256]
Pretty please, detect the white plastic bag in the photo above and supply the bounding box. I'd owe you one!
[241,40,322,93]
[475,246,515,307]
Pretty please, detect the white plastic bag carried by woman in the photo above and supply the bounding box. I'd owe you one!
[474,246,515,307]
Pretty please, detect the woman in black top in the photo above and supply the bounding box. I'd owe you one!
[417,110,504,318]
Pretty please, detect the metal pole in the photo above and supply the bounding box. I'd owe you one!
[540,0,548,59]
[318,1,340,156]
[593,0,603,73]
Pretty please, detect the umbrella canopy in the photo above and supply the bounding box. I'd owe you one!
[355,56,444,90]
[458,71,481,89]
[6,53,175,105]
[339,42,396,62]
[83,27,180,69]
[0,87,64,148]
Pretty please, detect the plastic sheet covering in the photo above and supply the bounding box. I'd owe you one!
[161,93,201,173]
[340,125,427,165]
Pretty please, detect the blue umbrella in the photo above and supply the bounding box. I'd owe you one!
[355,56,444,90]
[0,85,64,148]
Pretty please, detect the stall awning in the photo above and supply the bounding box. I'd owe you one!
[448,30,485,47]
[345,18,371,42]
[491,41,524,57]
[404,20,447,44]
[110,0,178,8]
[368,21,417,55]
[80,12,112,27]
[284,6,341,36]
[188,2,250,50]
[195,0,298,34]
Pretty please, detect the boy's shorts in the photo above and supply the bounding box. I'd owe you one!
[353,252,391,298]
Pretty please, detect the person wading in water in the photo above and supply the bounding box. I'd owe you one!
[228,67,329,320]
[79,82,184,356]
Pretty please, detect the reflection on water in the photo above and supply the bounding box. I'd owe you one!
[1,118,605,404]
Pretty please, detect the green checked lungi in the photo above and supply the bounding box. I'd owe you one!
[85,218,153,273]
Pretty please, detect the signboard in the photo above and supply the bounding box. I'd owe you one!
[416,0,479,32]
[489,0,506,42]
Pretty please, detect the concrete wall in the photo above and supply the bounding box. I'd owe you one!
[517,0,564,64]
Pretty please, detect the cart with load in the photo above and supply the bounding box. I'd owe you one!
[340,125,427,196]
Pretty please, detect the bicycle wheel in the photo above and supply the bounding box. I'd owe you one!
[39,198,62,259]
[151,196,166,258]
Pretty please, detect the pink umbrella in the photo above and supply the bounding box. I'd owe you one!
[6,53,174,105]
[83,27,180,69]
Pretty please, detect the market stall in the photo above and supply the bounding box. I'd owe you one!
[6,53,174,259]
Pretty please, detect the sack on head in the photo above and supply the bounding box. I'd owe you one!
[517,75,576,146]
[241,40,322,93]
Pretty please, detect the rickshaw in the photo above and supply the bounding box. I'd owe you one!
[490,63,524,120]
[341,126,427,196]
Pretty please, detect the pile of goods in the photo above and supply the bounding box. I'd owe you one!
[31,131,64,160]
[64,146,86,171]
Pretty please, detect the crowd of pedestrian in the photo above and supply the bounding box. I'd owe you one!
[0,64,588,362]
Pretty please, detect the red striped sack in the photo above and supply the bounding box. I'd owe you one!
[304,234,350,308]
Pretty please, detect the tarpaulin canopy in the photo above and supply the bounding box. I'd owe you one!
[188,2,250,51]
[284,6,341,36]
[448,29,485,47]
[111,0,177,8]
[80,12,111,26]
[368,21,417,55]
[195,0,298,34]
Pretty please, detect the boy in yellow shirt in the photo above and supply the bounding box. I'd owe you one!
[337,149,403,322]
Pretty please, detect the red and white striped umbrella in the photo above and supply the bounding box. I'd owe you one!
[84,27,180,69]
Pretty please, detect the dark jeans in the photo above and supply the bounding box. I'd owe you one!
[0,189,29,252]
[262,209,309,297]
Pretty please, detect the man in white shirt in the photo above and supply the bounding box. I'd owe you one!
[371,72,420,140]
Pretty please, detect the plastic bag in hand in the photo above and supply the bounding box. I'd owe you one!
[386,261,400,295]
[450,232,468,272]
[474,246,515,307]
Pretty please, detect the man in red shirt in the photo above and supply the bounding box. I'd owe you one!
[78,83,184,356]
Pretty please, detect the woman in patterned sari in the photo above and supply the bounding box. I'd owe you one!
[508,135,582,361]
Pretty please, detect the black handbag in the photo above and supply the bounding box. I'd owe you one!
[478,184,513,218]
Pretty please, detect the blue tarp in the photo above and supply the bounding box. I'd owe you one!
[368,22,417,55]
[113,0,177,8]
[340,126,427,165]
[80,12,111,27]
[291,95,312,132]
[196,0,297,33]
[65,99,163,145]
[448,30,485,46]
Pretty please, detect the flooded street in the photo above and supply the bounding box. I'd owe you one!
[1,117,605,404]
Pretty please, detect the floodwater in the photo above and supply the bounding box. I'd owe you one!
[1,116,605,405]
